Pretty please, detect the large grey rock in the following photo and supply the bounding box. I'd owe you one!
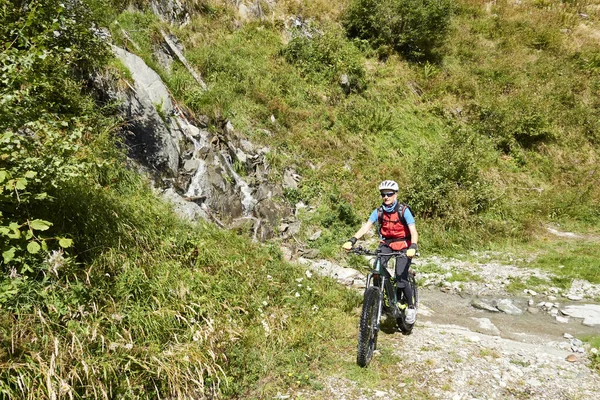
[471,317,501,336]
[561,304,600,327]
[111,46,182,177]
[281,221,301,239]
[98,46,293,241]
[283,169,300,190]
[150,0,190,25]
[183,159,201,173]
[113,46,173,113]
[298,258,363,286]
[471,298,500,313]
[185,152,244,219]
[494,299,523,315]
[560,304,600,318]
[237,0,276,21]
[162,188,207,221]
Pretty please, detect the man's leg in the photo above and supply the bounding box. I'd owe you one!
[378,244,393,270]
[395,254,414,307]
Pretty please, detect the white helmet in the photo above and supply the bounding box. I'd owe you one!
[378,180,399,192]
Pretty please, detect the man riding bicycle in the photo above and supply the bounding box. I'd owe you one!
[342,180,419,324]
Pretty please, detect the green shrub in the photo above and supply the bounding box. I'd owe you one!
[468,97,554,153]
[282,23,366,92]
[404,128,495,224]
[0,0,110,129]
[574,49,600,74]
[343,0,455,61]
[322,197,362,229]
[0,0,111,285]
[340,97,396,136]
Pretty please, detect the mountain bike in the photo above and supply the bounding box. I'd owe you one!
[350,246,418,368]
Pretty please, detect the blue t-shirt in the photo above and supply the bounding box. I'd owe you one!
[368,206,415,225]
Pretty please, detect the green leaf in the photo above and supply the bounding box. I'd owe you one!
[7,227,20,239]
[58,238,73,248]
[27,241,41,254]
[2,247,16,264]
[30,219,52,231]
[15,178,27,190]
[20,264,33,274]
[0,170,6,183]
[24,171,36,179]
[41,240,48,251]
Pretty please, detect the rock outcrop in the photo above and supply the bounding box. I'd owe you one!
[95,44,293,240]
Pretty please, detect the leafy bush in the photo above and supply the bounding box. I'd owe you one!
[0,118,87,283]
[0,0,109,128]
[282,23,366,92]
[404,128,495,224]
[340,97,396,136]
[322,197,362,229]
[574,48,600,75]
[0,0,110,283]
[343,0,455,61]
[468,97,555,153]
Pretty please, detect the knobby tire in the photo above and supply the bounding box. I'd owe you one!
[357,286,381,367]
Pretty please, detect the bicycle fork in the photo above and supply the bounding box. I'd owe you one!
[374,277,384,350]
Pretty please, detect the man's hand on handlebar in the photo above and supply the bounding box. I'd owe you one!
[342,237,357,251]
[406,243,418,258]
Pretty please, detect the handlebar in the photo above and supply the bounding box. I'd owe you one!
[349,245,417,257]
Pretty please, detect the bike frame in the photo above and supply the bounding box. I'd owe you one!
[353,246,417,367]
[364,249,406,336]
[366,250,403,296]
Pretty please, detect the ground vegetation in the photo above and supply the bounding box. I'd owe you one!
[1,0,600,397]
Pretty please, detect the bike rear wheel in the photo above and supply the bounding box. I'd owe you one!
[357,286,381,367]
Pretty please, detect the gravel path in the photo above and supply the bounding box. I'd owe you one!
[293,250,600,400]
[292,288,600,400]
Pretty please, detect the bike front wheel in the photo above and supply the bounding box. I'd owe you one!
[357,286,381,367]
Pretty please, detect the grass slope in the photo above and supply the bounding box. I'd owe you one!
[3,0,600,397]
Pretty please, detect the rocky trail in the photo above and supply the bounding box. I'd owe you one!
[293,250,600,400]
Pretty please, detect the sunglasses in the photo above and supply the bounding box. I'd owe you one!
[380,192,396,198]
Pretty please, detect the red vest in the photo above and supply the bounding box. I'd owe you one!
[378,204,412,249]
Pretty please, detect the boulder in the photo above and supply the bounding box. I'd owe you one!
[283,169,300,190]
[111,46,182,177]
[471,317,501,336]
[494,299,523,315]
[561,304,600,327]
[97,46,293,241]
[162,188,207,221]
[471,298,500,313]
[150,0,190,25]
[298,257,363,286]
[561,304,600,318]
